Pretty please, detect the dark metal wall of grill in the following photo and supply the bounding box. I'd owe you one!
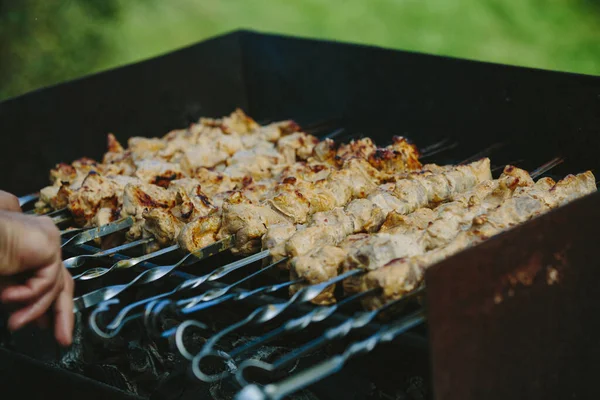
[1,30,599,400]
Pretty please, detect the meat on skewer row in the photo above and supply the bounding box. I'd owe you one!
[282,159,504,304]
[38,106,421,251]
[359,170,596,310]
[140,155,364,250]
[35,109,302,213]
[263,158,491,272]
[333,165,534,302]
[62,131,318,227]
[286,207,439,304]
[55,130,421,253]
[178,138,422,254]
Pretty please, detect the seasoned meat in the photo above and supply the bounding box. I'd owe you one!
[360,171,597,310]
[289,246,347,305]
[220,201,290,255]
[341,166,533,292]
[290,234,371,304]
[177,214,222,253]
[277,132,320,163]
[379,208,437,233]
[284,159,491,260]
[143,208,185,246]
[122,182,177,240]
[261,223,298,265]
[134,159,185,187]
[68,172,120,227]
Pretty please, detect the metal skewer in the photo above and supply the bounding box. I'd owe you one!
[64,237,153,270]
[229,289,379,360]
[530,157,564,178]
[176,256,288,309]
[60,227,86,237]
[234,309,426,400]
[184,289,379,383]
[154,280,300,340]
[61,217,134,248]
[419,139,459,160]
[88,249,278,338]
[321,128,345,141]
[142,258,292,336]
[304,120,342,135]
[18,193,39,207]
[73,243,181,281]
[74,236,240,313]
[458,142,505,165]
[173,268,364,361]
[72,243,190,312]
[418,138,451,155]
[231,286,425,386]
[48,208,71,225]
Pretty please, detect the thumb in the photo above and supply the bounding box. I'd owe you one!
[0,211,60,276]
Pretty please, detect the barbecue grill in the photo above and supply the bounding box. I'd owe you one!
[1,30,599,400]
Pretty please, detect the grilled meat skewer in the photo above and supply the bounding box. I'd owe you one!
[281,159,505,304]
[262,158,491,270]
[360,170,597,310]
[36,109,302,213]
[177,139,422,254]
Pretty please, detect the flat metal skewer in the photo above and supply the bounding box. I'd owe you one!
[73,243,181,281]
[321,128,345,141]
[64,237,153,269]
[88,248,275,338]
[142,258,292,336]
[60,227,87,237]
[232,286,425,386]
[419,139,459,160]
[61,217,134,248]
[184,289,379,384]
[233,309,426,400]
[458,142,505,165]
[530,157,564,178]
[229,289,379,360]
[173,268,364,361]
[18,193,39,207]
[48,208,71,225]
[74,236,238,313]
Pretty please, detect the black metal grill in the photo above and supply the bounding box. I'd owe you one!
[1,30,600,400]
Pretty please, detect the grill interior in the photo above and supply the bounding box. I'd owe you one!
[1,30,600,400]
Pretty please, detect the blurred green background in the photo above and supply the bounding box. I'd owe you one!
[1,0,599,101]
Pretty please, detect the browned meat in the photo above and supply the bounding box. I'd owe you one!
[360,171,597,310]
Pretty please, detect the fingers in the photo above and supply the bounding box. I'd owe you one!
[6,262,63,331]
[0,212,61,276]
[2,262,74,347]
[0,209,74,347]
[0,261,60,303]
[53,269,74,347]
[0,191,22,212]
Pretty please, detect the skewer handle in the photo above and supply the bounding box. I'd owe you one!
[18,193,39,207]
[61,216,134,248]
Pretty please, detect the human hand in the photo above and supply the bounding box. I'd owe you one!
[0,190,74,346]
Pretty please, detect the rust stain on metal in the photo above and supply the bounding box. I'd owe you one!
[492,247,570,305]
[546,267,559,285]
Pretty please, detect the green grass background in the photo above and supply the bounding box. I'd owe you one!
[1,0,598,101]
